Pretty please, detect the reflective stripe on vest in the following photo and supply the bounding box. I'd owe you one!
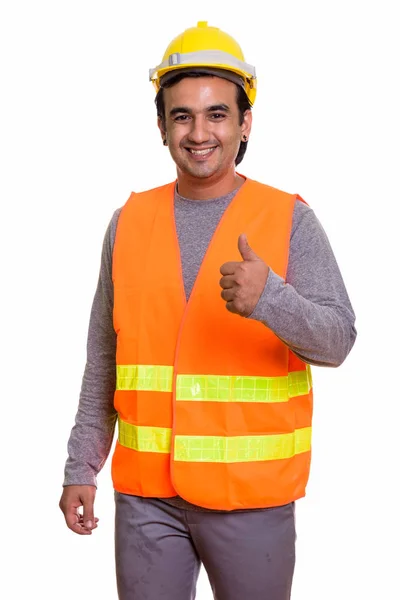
[116,365,173,392]
[118,418,311,462]
[175,427,312,462]
[118,418,171,453]
[116,364,312,402]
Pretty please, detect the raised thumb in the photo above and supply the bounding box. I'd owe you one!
[238,234,258,261]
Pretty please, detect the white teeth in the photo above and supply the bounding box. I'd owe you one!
[189,147,215,155]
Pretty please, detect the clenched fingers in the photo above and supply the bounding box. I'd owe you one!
[220,288,235,302]
[64,508,98,536]
[220,261,241,276]
[219,274,236,289]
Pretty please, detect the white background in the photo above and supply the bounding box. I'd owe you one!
[1,1,399,598]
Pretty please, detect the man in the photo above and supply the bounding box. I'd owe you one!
[60,21,356,600]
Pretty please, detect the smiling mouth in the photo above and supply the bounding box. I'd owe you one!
[186,146,217,156]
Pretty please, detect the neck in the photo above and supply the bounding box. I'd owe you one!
[176,169,245,200]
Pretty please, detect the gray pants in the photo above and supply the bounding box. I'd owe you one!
[115,493,296,600]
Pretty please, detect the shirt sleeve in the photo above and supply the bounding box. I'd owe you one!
[63,209,122,486]
[249,200,357,367]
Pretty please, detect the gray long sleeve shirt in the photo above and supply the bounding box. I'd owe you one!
[63,185,357,511]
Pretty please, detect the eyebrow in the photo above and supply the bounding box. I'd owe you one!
[169,104,231,117]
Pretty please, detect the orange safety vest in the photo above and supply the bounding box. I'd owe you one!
[111,177,313,510]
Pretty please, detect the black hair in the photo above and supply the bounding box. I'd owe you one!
[155,72,252,166]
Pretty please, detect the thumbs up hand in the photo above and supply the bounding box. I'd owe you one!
[219,234,270,317]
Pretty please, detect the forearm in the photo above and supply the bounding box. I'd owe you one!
[250,270,356,366]
[63,356,117,487]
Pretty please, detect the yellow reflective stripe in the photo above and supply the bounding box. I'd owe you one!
[116,365,173,392]
[118,418,171,453]
[116,365,312,401]
[176,366,312,403]
[174,427,312,463]
[288,365,312,398]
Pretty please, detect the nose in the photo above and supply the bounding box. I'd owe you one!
[187,115,210,145]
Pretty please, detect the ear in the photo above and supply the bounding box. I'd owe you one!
[157,116,166,142]
[241,109,252,140]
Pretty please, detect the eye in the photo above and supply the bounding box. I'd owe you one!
[210,113,226,120]
[174,115,190,122]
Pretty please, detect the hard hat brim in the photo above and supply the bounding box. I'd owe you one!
[159,67,246,90]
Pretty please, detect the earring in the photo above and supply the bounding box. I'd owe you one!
[163,139,168,146]
[242,135,248,142]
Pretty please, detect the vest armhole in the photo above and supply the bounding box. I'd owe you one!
[112,192,136,283]
[295,193,309,206]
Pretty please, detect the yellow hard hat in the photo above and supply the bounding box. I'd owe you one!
[149,21,257,105]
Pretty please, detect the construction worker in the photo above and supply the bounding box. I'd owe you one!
[59,21,357,600]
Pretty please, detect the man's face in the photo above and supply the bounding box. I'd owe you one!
[159,76,252,181]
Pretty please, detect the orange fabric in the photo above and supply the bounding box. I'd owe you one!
[111,178,313,509]
[112,445,176,497]
[173,453,312,509]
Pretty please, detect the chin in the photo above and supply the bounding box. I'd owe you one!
[188,167,217,179]
[182,160,222,180]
